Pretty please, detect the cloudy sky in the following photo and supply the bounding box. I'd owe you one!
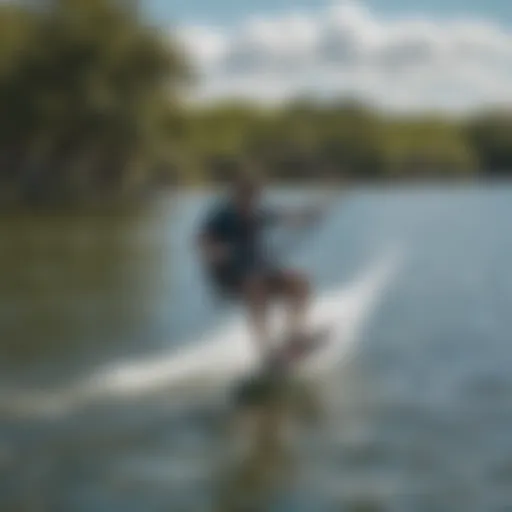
[147,0,512,112]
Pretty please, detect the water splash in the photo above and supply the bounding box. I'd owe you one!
[0,247,403,419]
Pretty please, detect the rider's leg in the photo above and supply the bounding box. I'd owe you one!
[241,274,272,351]
[276,270,311,340]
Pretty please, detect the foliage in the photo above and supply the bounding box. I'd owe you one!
[0,1,511,204]
[466,112,512,175]
[0,0,189,203]
[183,101,485,184]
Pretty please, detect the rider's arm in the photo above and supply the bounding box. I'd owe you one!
[264,205,323,228]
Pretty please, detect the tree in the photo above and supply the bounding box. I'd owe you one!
[466,112,512,176]
[0,0,190,203]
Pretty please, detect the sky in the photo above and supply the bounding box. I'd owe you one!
[147,0,512,27]
[146,0,512,112]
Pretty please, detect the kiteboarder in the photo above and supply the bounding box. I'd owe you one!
[198,170,321,362]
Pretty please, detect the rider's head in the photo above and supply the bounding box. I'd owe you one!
[231,170,262,212]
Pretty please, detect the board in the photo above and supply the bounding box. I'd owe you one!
[232,327,331,407]
[266,326,331,371]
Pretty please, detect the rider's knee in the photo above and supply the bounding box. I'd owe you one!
[286,271,310,299]
[244,275,268,301]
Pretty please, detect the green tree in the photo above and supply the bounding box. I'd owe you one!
[0,0,189,203]
[467,112,512,175]
[385,118,477,179]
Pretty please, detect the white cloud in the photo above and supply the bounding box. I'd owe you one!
[176,25,228,71]
[177,1,512,112]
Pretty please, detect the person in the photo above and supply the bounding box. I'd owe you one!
[197,172,321,361]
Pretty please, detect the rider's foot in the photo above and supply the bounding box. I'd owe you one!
[283,331,311,362]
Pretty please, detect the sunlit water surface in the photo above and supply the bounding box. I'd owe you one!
[1,185,512,511]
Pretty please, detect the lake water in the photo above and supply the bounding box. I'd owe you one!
[1,185,512,511]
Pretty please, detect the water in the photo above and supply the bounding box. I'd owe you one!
[1,185,512,511]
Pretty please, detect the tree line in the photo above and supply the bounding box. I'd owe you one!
[1,0,512,204]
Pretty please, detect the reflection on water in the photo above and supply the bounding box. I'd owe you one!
[0,199,215,385]
[216,380,321,512]
[2,186,512,510]
[0,208,167,368]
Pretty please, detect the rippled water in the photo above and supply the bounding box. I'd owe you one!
[1,185,512,511]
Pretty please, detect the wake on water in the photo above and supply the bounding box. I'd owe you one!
[0,249,403,419]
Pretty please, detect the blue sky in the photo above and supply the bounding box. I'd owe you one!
[150,0,512,111]
[147,0,511,27]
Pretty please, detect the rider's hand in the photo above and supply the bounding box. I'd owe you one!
[284,205,324,227]
[303,205,324,223]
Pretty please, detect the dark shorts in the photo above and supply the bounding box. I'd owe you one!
[212,262,286,299]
